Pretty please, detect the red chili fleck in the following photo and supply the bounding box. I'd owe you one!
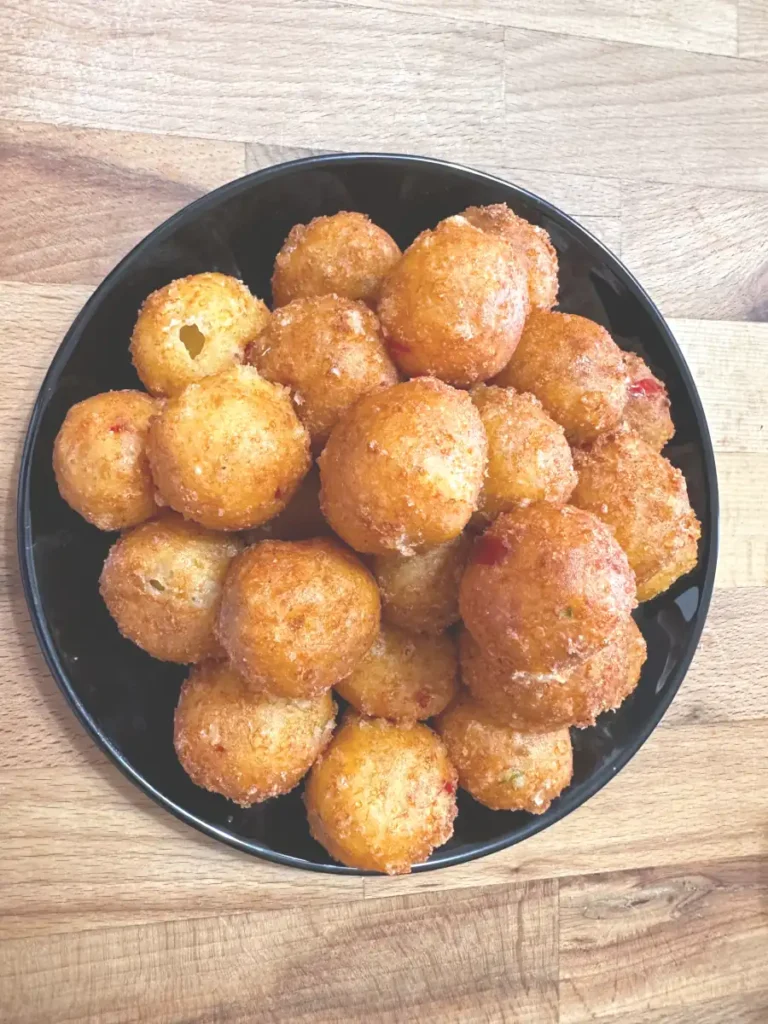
[387,339,411,357]
[473,534,509,566]
[416,690,431,709]
[274,487,283,500]
[629,377,665,398]
[214,744,226,753]
[109,422,127,434]
[443,780,456,795]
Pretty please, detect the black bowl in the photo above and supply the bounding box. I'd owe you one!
[17,154,718,874]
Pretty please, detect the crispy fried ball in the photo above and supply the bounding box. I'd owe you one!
[217,538,380,699]
[462,204,558,312]
[471,384,576,519]
[304,712,457,874]
[130,273,270,397]
[460,504,636,673]
[435,693,573,813]
[494,311,628,445]
[335,624,458,722]
[572,432,701,602]
[272,212,401,308]
[377,215,529,386]
[248,294,398,447]
[373,533,472,635]
[621,352,674,451]
[174,660,336,806]
[53,390,158,531]
[147,365,310,531]
[460,618,646,731]
[99,513,242,663]
[319,378,487,555]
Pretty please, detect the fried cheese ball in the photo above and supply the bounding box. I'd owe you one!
[462,204,558,312]
[130,272,270,397]
[621,352,674,451]
[53,390,158,531]
[572,432,701,602]
[248,294,398,447]
[217,538,380,699]
[147,365,310,531]
[304,712,458,874]
[460,504,636,673]
[460,618,646,731]
[174,660,336,806]
[319,378,487,555]
[494,311,628,445]
[373,532,472,634]
[271,212,401,307]
[335,624,458,722]
[471,384,576,519]
[377,215,529,386]
[435,693,572,813]
[99,513,242,663]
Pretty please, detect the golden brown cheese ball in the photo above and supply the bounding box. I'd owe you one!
[336,624,458,722]
[319,377,487,555]
[621,352,674,451]
[435,693,572,813]
[373,533,472,635]
[494,311,628,445]
[130,273,270,397]
[304,712,457,874]
[217,538,380,699]
[377,215,529,386]
[460,618,646,731]
[272,212,401,308]
[471,384,576,519]
[53,390,158,531]
[248,294,398,447]
[147,365,310,531]
[99,513,242,663]
[174,660,336,806]
[462,204,558,312]
[460,504,636,673]
[572,432,701,602]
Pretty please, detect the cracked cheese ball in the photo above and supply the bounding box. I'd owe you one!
[99,513,242,663]
[147,365,310,531]
[174,660,336,806]
[217,538,380,699]
[435,692,573,813]
[304,712,458,874]
[462,203,558,312]
[335,623,458,722]
[494,311,628,445]
[248,294,398,447]
[471,384,576,520]
[319,377,487,555]
[572,431,701,602]
[620,352,675,452]
[377,215,529,386]
[460,504,636,673]
[460,618,646,731]
[130,272,270,397]
[373,532,472,635]
[271,211,401,307]
[53,390,159,531]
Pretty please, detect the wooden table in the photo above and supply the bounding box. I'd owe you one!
[2,3,768,1021]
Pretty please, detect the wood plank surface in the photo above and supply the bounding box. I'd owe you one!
[739,0,768,60]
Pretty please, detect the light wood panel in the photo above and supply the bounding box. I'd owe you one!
[739,0,768,59]
[559,859,768,1022]
[623,184,768,321]
[0,119,245,285]
[0,1,504,162]
[338,0,738,55]
[503,30,768,191]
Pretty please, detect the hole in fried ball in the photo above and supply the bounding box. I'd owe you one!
[179,323,206,359]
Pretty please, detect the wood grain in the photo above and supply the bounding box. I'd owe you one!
[559,859,768,1022]
[0,881,559,1024]
[503,30,768,191]
[0,119,245,285]
[739,1,768,60]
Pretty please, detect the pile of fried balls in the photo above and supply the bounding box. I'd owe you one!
[53,204,701,874]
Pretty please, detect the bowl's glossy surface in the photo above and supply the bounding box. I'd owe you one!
[18,154,718,874]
